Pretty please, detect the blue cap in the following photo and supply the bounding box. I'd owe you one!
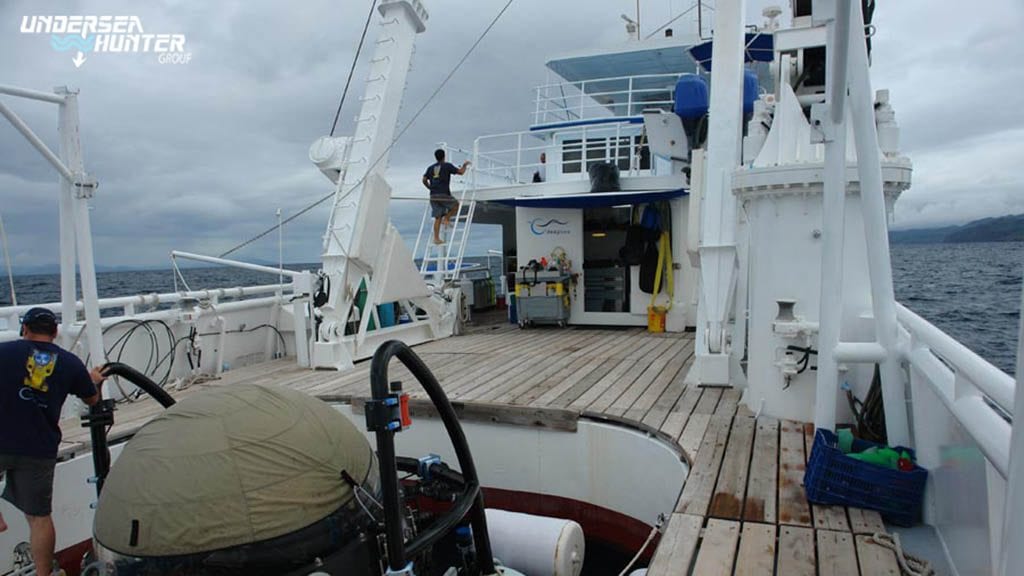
[21,307,58,332]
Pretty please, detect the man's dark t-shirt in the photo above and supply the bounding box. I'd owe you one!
[0,340,96,458]
[424,162,459,196]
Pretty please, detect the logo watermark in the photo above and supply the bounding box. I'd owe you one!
[20,15,191,68]
[530,218,570,236]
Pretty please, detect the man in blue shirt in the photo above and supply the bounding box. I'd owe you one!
[0,308,105,575]
[422,148,470,244]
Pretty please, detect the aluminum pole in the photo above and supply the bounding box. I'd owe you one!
[815,0,853,432]
[58,88,106,371]
[846,2,910,446]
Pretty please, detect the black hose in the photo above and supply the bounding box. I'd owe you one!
[102,362,176,408]
[370,340,496,576]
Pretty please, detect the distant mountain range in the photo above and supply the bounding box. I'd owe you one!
[891,214,1024,244]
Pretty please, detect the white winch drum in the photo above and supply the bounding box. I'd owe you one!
[484,509,585,576]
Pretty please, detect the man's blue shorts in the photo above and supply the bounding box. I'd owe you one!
[430,194,457,218]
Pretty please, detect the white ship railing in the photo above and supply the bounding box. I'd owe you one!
[472,121,647,187]
[533,72,682,126]
[0,283,291,333]
[897,303,1013,476]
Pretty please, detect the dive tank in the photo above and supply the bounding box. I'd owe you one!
[484,509,586,576]
[91,383,380,576]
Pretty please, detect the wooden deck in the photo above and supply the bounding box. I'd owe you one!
[57,325,903,575]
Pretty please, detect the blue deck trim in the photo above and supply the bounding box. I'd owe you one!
[529,116,645,132]
[494,188,688,209]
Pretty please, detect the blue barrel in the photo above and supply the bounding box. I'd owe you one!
[378,303,396,328]
[673,75,709,119]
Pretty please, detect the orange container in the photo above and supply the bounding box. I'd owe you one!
[647,306,667,333]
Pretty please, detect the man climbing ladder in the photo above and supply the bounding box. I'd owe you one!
[422,148,470,244]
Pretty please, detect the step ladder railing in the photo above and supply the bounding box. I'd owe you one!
[411,198,430,269]
[415,177,476,282]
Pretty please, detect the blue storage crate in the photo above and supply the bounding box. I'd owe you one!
[804,429,927,526]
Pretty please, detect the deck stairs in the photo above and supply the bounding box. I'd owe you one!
[412,181,478,284]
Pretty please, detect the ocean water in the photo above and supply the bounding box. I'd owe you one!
[891,242,1022,375]
[1,245,1020,374]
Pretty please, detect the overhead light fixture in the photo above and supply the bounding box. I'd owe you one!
[591,232,607,238]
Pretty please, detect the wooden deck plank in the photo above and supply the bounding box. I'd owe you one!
[693,387,723,415]
[639,358,692,428]
[816,530,859,576]
[654,385,703,441]
[743,417,779,524]
[714,388,742,416]
[646,513,703,576]
[691,518,740,576]
[548,357,623,409]
[778,420,813,527]
[855,534,901,575]
[709,416,755,519]
[733,522,776,576]
[847,508,886,534]
[677,414,731,516]
[677,412,712,461]
[776,525,816,576]
[599,340,679,415]
[620,355,687,421]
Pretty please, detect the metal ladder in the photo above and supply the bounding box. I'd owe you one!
[412,182,477,284]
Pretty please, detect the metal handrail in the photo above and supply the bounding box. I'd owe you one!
[897,302,1014,478]
[473,120,646,186]
[897,303,1015,414]
[533,72,684,125]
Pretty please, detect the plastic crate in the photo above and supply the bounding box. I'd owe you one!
[804,429,927,526]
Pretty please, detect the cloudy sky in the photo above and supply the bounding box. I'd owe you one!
[1,0,1022,270]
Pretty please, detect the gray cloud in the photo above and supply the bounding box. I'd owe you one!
[1,0,1021,271]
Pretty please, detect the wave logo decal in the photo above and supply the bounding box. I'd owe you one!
[21,15,191,68]
[50,34,95,52]
[530,218,570,236]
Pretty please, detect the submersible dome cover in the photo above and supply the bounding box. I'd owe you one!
[93,383,376,557]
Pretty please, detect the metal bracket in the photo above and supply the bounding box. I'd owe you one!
[73,174,98,199]
[809,102,832,144]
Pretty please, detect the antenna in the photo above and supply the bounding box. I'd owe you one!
[621,14,639,40]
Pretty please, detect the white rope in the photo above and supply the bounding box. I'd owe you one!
[618,513,665,576]
[868,532,934,576]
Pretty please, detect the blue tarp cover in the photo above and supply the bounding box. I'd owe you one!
[690,33,774,71]
[495,188,687,209]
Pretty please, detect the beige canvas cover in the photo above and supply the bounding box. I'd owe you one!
[94,383,375,557]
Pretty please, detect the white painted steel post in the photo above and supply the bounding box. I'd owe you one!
[814,0,851,432]
[846,3,909,446]
[692,0,746,385]
[999,277,1024,575]
[0,212,16,306]
[57,87,105,372]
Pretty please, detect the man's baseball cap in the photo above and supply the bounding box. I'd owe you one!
[21,307,59,332]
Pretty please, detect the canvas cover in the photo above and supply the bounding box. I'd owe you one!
[94,383,374,557]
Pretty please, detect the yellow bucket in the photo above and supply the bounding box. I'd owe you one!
[647,306,667,333]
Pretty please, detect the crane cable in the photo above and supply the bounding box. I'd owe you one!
[219,0,516,259]
[329,0,378,137]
